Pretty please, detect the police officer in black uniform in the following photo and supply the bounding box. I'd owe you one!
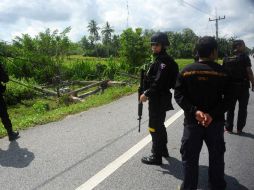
[223,40,254,134]
[140,32,179,165]
[0,62,20,141]
[174,36,231,190]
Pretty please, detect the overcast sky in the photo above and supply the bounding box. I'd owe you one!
[0,0,254,48]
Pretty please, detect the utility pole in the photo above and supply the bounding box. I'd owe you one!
[209,10,225,40]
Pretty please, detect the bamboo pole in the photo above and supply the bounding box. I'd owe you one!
[67,80,108,95]
[78,88,102,99]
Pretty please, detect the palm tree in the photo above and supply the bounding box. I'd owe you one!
[101,21,114,45]
[101,22,114,57]
[87,20,100,45]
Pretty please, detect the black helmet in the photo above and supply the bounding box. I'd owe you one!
[150,32,170,47]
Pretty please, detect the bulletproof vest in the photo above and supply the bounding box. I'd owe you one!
[223,55,248,82]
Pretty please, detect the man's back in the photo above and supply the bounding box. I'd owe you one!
[175,61,229,123]
[223,53,250,84]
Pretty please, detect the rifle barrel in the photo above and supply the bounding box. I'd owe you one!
[137,69,145,133]
[138,119,141,132]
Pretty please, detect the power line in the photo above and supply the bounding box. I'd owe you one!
[180,0,212,16]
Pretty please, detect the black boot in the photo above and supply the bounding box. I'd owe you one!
[8,131,20,141]
[151,146,169,158]
[141,154,162,165]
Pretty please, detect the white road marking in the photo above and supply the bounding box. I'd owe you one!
[75,109,184,190]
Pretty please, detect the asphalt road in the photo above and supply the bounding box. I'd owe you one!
[0,57,254,190]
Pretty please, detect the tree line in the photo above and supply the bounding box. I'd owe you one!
[80,20,253,58]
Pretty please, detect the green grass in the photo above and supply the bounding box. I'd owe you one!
[0,85,137,137]
[175,59,193,70]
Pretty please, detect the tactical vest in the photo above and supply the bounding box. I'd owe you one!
[223,55,248,82]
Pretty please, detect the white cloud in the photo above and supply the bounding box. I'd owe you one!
[0,0,253,48]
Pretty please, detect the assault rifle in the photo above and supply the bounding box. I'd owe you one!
[138,69,145,132]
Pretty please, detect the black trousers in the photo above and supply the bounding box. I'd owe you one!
[180,121,226,190]
[148,100,168,157]
[0,95,13,133]
[225,85,249,131]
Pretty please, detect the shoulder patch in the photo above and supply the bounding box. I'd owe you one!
[160,63,166,69]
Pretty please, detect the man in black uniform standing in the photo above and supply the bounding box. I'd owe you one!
[174,36,230,190]
[223,40,254,134]
[0,62,20,141]
[140,32,179,165]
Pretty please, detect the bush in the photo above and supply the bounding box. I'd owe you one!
[32,101,50,113]
[104,57,121,80]
[62,60,97,80]
[119,28,150,71]
[6,57,63,84]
